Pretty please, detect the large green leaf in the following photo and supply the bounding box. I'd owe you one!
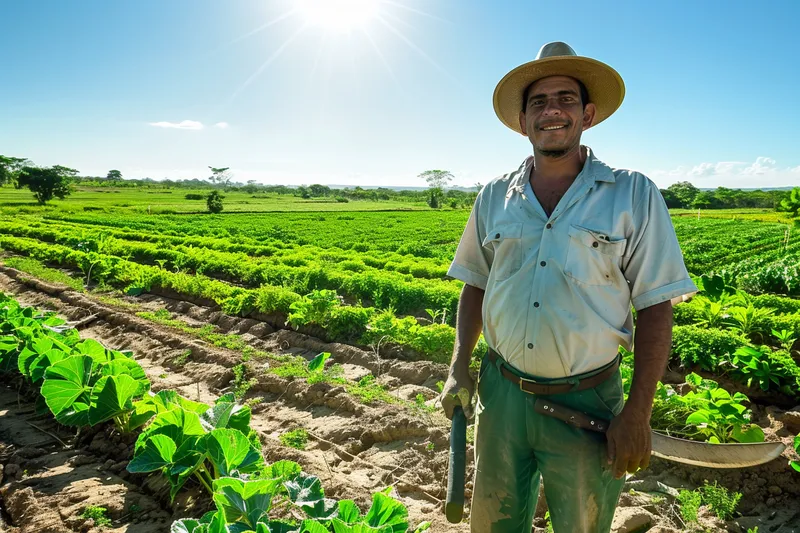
[171,518,203,533]
[128,434,177,472]
[364,492,408,533]
[0,335,19,373]
[41,355,94,421]
[128,390,206,433]
[89,374,140,425]
[336,501,361,524]
[165,436,207,501]
[206,428,264,477]
[136,406,205,453]
[264,460,302,483]
[307,353,330,373]
[285,474,337,520]
[731,424,765,443]
[201,401,252,434]
[76,338,108,363]
[331,521,391,533]
[212,477,283,529]
[301,521,330,533]
[29,348,68,384]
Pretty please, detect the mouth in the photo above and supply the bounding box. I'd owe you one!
[539,124,568,132]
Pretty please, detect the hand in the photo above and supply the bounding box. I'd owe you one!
[605,405,652,479]
[438,369,475,420]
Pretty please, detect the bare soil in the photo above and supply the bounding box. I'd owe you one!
[1,264,799,532]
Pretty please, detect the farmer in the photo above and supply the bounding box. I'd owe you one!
[439,42,697,532]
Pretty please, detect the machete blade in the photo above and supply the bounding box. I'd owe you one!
[651,431,786,468]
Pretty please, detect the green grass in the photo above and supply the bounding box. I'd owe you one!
[2,255,83,290]
[137,309,252,352]
[0,186,429,214]
[80,505,112,528]
[279,428,309,450]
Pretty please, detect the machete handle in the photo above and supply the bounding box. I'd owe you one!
[533,397,609,433]
[445,406,467,523]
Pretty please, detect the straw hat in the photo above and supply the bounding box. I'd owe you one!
[493,42,625,134]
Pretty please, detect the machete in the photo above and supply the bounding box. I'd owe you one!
[445,406,467,523]
[533,398,787,468]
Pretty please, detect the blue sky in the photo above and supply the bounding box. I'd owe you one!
[2,0,799,189]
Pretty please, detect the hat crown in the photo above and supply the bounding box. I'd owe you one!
[535,41,577,60]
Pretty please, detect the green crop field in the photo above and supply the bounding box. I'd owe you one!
[1,184,799,532]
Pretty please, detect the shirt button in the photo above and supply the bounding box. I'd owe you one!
[592,241,599,248]
[527,343,534,349]
[533,302,540,308]
[546,223,552,229]
[540,261,546,267]
[495,233,500,239]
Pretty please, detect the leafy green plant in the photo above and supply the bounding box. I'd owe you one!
[791,435,800,473]
[232,363,257,399]
[773,328,798,351]
[729,345,792,392]
[280,428,309,450]
[700,480,741,520]
[80,505,112,528]
[677,488,702,523]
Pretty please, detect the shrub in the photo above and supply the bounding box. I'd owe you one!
[206,191,224,213]
[327,305,374,342]
[671,326,749,370]
[185,193,205,200]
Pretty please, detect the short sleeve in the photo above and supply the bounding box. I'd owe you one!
[447,192,492,290]
[623,177,698,311]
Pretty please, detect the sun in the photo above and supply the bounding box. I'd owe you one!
[294,0,381,33]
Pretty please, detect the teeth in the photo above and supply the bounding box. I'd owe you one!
[542,125,566,131]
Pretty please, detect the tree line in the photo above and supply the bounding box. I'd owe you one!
[1,154,795,215]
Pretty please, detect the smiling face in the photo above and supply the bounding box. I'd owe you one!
[518,75,596,158]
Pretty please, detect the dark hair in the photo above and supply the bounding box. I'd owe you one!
[522,78,590,113]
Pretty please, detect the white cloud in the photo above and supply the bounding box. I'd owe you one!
[652,156,800,188]
[214,122,230,129]
[148,120,204,130]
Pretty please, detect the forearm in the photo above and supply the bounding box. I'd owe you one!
[626,300,673,420]
[449,283,485,374]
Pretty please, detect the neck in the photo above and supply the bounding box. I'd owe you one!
[531,144,586,182]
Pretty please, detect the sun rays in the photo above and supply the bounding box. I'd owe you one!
[224,0,452,105]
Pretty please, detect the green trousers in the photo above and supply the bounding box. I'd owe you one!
[470,353,626,533]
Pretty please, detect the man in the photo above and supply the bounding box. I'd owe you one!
[439,42,697,532]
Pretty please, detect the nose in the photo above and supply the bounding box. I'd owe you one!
[542,99,562,116]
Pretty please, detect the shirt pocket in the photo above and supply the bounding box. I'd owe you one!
[564,225,627,286]
[482,222,523,282]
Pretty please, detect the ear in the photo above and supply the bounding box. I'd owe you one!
[518,110,528,135]
[581,103,597,131]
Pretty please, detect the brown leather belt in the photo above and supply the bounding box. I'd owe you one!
[487,349,619,395]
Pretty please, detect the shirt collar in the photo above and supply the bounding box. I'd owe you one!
[507,146,616,198]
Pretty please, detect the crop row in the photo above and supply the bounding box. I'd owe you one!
[0,293,431,533]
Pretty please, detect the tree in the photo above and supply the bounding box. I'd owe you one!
[659,189,681,209]
[0,155,29,186]
[106,169,123,180]
[16,165,77,204]
[666,181,700,209]
[208,166,232,188]
[778,187,800,222]
[418,169,454,189]
[206,190,224,213]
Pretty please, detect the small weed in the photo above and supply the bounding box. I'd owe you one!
[677,489,702,523]
[435,380,444,393]
[413,393,436,413]
[425,442,435,452]
[173,349,191,367]
[244,397,263,408]
[153,308,171,320]
[544,510,553,533]
[22,469,28,478]
[280,428,309,450]
[748,527,759,533]
[701,480,741,520]
[159,372,168,379]
[232,363,257,399]
[81,505,112,528]
[348,374,395,404]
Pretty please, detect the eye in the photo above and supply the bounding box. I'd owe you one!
[531,99,545,106]
[562,96,575,103]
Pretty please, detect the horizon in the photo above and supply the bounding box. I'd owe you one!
[2,0,799,190]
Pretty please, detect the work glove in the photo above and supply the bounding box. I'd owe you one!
[438,369,475,420]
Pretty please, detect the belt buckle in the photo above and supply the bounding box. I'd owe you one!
[518,375,540,394]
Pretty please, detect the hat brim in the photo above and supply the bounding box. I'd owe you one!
[493,56,625,134]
